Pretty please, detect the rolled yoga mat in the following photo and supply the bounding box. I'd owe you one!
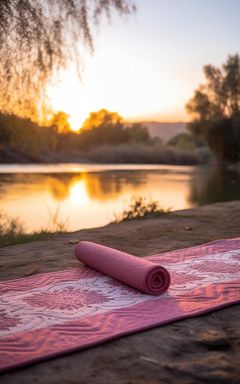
[75,241,171,295]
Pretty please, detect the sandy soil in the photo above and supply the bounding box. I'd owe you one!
[0,200,240,384]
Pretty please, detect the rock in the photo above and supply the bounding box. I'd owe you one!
[165,353,235,383]
[196,329,230,349]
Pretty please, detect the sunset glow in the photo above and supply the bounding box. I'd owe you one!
[47,0,240,132]
[47,57,190,132]
[69,179,89,205]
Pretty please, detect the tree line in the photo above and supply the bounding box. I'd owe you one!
[186,54,240,163]
[0,2,239,164]
[0,109,153,161]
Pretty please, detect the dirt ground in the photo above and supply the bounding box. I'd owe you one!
[0,200,240,384]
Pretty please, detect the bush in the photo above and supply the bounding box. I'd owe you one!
[114,196,170,222]
[84,142,206,165]
[188,118,240,163]
[0,210,68,247]
[167,133,203,150]
[0,113,58,159]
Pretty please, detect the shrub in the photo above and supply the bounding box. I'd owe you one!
[0,210,68,247]
[85,142,205,165]
[167,133,203,150]
[114,196,170,222]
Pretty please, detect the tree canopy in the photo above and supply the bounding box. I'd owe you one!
[81,109,123,130]
[49,111,71,134]
[0,0,135,122]
[79,109,127,147]
[79,109,151,148]
[186,54,240,163]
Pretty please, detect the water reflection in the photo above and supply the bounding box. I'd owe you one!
[189,167,240,205]
[0,165,240,233]
[42,172,146,202]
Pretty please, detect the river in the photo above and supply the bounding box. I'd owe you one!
[0,164,240,233]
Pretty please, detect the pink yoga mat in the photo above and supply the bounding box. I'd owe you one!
[0,237,240,372]
[75,241,171,295]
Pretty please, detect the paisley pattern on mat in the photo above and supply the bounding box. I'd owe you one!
[0,238,240,372]
[0,309,21,331]
[161,249,240,291]
[23,287,109,310]
[0,276,154,337]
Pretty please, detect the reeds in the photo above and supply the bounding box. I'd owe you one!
[85,143,208,165]
[0,210,68,247]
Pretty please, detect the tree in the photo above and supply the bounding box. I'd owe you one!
[0,1,135,122]
[79,109,152,148]
[81,109,123,130]
[49,111,71,133]
[167,133,202,150]
[0,113,58,158]
[125,123,151,144]
[79,109,126,147]
[186,54,240,163]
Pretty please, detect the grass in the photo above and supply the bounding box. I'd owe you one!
[85,142,210,165]
[0,211,68,248]
[0,197,169,247]
[114,196,171,223]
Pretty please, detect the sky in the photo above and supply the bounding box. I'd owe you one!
[47,0,240,131]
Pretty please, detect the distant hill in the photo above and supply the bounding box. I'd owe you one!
[140,122,188,143]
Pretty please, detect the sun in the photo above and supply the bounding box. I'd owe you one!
[46,52,189,133]
[46,66,94,133]
[68,114,84,132]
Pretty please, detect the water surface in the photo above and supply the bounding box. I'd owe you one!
[0,164,240,233]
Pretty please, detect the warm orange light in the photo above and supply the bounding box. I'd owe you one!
[46,53,190,128]
[69,179,89,205]
[69,115,81,132]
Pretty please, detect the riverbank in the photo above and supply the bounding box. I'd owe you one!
[0,201,239,383]
[0,142,209,165]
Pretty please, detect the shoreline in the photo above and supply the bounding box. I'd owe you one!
[0,160,238,175]
[0,162,200,174]
[0,142,208,166]
[1,200,240,278]
[0,200,239,383]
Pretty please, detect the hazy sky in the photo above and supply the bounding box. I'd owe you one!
[48,0,240,130]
